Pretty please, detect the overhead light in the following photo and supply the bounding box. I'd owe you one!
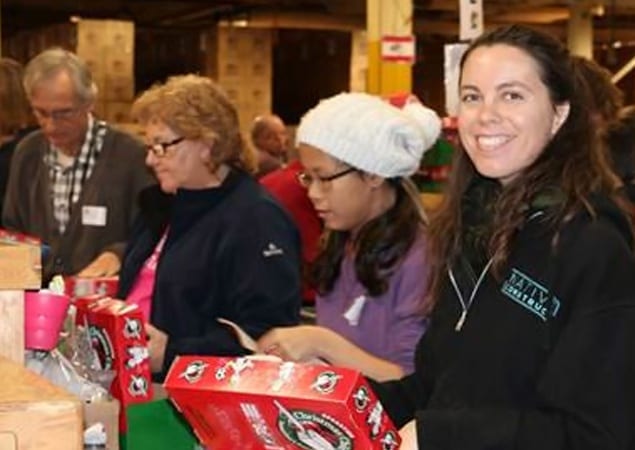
[231,19,249,27]
[612,40,623,48]
[592,4,605,17]
[69,15,81,23]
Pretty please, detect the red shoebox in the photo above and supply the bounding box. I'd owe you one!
[73,294,110,326]
[65,275,119,299]
[77,298,153,430]
[0,228,41,245]
[164,355,401,450]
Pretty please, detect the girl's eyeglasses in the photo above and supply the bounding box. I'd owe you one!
[296,167,357,189]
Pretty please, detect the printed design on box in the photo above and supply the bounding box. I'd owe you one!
[89,325,114,369]
[125,345,149,370]
[180,360,209,384]
[241,403,282,448]
[275,400,353,450]
[366,402,384,440]
[74,280,114,297]
[96,282,111,296]
[380,431,399,450]
[123,317,143,339]
[215,357,254,384]
[128,374,150,397]
[67,276,119,298]
[352,386,371,412]
[271,361,295,392]
[73,279,91,297]
[311,371,343,395]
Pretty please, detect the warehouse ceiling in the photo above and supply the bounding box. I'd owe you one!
[3,0,635,45]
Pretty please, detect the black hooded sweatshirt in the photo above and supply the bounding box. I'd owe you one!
[371,194,635,449]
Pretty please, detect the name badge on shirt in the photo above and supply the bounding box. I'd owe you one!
[82,205,107,227]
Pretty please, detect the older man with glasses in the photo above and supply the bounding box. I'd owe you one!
[2,47,153,283]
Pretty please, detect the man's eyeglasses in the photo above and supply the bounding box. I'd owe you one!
[145,137,185,158]
[296,167,357,189]
[32,106,83,122]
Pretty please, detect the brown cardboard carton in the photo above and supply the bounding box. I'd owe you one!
[103,76,134,102]
[0,239,41,290]
[103,102,132,124]
[0,357,83,450]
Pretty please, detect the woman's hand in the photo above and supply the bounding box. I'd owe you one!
[145,323,168,373]
[257,325,322,362]
[399,420,420,450]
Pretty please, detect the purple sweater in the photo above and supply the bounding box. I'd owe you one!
[316,232,429,374]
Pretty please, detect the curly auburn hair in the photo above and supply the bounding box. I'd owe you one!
[131,74,254,173]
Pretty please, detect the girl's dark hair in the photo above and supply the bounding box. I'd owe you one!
[310,177,424,297]
[425,25,625,312]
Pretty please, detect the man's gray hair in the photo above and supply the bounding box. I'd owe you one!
[23,47,97,104]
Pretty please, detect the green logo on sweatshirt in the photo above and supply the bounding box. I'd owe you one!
[501,268,561,321]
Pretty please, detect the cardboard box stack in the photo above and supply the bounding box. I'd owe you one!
[214,26,273,135]
[76,20,135,123]
[0,229,42,365]
[0,231,82,449]
[350,30,368,93]
[0,357,83,450]
[0,229,41,292]
[165,355,401,449]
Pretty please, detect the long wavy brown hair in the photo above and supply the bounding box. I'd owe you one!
[310,177,425,297]
[425,25,626,312]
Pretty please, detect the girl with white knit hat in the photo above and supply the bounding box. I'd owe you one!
[257,92,442,381]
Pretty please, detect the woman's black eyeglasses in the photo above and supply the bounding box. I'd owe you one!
[145,136,185,158]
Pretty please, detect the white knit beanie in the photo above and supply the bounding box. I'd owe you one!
[296,92,442,178]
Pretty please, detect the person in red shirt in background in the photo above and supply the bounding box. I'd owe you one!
[260,119,322,305]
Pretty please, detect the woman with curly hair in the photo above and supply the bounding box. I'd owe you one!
[118,75,302,381]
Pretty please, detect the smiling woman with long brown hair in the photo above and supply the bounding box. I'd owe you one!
[372,25,635,449]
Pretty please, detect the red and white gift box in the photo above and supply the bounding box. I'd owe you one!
[164,355,401,450]
[65,275,119,299]
[76,297,153,431]
[0,228,41,245]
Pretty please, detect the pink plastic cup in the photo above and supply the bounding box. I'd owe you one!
[24,291,70,351]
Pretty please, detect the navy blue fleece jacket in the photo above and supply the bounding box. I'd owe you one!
[118,170,302,381]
